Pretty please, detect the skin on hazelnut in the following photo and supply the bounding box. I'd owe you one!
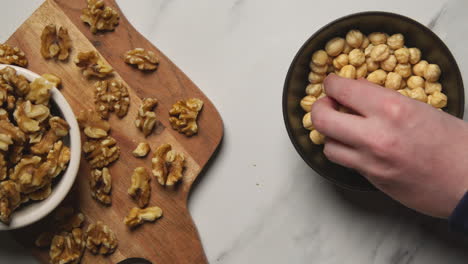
[361,36,370,49]
[427,91,447,108]
[370,44,390,62]
[332,54,349,70]
[367,69,387,85]
[300,96,317,112]
[394,63,412,78]
[369,32,387,45]
[305,83,323,97]
[310,62,328,74]
[346,30,364,48]
[302,112,314,130]
[385,72,402,90]
[308,72,325,84]
[409,87,428,102]
[312,50,328,66]
[348,49,365,66]
[366,57,379,72]
[424,64,441,82]
[309,130,325,145]
[394,48,410,64]
[325,37,345,56]
[339,65,356,79]
[387,34,404,50]
[425,81,442,95]
[407,76,425,89]
[356,63,368,79]
[408,48,421,64]
[413,60,428,77]
[380,55,397,72]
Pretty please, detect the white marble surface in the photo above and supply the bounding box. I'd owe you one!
[1,0,468,263]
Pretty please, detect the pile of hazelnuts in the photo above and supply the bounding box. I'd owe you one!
[301,30,448,145]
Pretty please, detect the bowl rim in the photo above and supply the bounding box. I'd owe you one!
[282,11,465,191]
[0,64,81,230]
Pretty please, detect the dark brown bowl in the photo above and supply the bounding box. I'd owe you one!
[283,11,465,191]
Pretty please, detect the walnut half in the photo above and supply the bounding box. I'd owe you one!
[94,79,130,119]
[77,109,110,139]
[0,180,21,224]
[49,228,85,264]
[83,136,120,169]
[124,206,163,228]
[128,167,151,208]
[40,24,72,61]
[81,0,120,34]
[169,98,204,136]
[135,98,158,137]
[89,167,112,205]
[0,44,28,67]
[124,48,159,71]
[74,51,113,78]
[85,221,118,255]
[151,143,185,186]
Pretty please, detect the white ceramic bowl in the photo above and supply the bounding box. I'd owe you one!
[0,64,81,230]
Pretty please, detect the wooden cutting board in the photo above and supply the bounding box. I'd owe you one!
[7,0,223,263]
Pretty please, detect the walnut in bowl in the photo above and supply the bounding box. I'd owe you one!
[0,64,81,230]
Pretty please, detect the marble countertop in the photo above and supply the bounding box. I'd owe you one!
[1,0,468,263]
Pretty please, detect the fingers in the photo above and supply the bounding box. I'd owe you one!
[323,138,361,169]
[324,74,397,116]
[311,96,367,146]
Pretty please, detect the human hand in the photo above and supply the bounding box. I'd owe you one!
[311,74,468,218]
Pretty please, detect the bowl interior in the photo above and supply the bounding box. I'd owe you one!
[0,65,81,230]
[283,12,465,191]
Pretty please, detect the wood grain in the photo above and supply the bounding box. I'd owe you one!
[7,0,223,263]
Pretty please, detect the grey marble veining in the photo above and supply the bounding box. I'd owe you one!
[1,0,468,263]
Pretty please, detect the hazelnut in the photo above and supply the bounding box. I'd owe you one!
[380,55,397,72]
[332,54,349,70]
[369,32,387,45]
[408,48,421,64]
[308,72,325,84]
[300,95,317,112]
[424,64,441,82]
[397,88,411,97]
[367,69,387,85]
[387,34,404,50]
[325,37,345,56]
[312,50,328,66]
[394,48,410,64]
[407,76,425,89]
[425,82,442,95]
[409,87,427,102]
[370,44,390,62]
[310,62,328,74]
[339,65,356,79]
[360,36,370,49]
[346,30,364,48]
[394,63,412,78]
[309,130,325,145]
[302,112,314,130]
[400,78,407,89]
[342,42,352,54]
[427,91,447,108]
[413,60,428,76]
[364,44,374,57]
[356,63,368,79]
[366,57,379,72]
[305,83,323,97]
[348,49,365,66]
[385,72,402,90]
